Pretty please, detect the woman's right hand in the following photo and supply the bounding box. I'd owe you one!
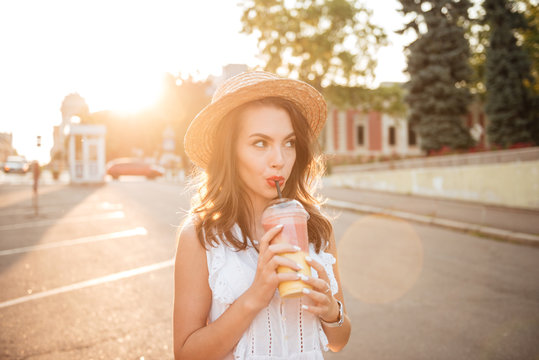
[244,224,303,311]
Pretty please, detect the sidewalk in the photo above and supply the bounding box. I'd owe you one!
[319,186,539,246]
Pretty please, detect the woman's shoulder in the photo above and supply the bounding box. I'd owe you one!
[176,215,204,252]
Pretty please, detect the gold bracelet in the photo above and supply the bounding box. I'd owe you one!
[320,300,344,327]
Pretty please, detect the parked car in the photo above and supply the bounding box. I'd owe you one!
[106,158,165,180]
[3,156,29,174]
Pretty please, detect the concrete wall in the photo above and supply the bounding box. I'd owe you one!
[325,160,539,210]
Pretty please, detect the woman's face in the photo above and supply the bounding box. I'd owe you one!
[235,104,296,205]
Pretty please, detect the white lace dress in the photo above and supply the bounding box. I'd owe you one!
[205,224,339,360]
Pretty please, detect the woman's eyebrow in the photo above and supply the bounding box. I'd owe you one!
[248,132,296,139]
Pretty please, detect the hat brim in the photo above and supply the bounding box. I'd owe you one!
[184,78,327,169]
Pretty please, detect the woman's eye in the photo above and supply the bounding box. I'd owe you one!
[285,139,296,148]
[253,140,266,148]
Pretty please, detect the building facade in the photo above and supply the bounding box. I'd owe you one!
[324,103,489,158]
[0,133,15,162]
[51,93,107,184]
[324,107,423,158]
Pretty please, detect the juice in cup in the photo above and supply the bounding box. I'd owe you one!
[261,198,312,298]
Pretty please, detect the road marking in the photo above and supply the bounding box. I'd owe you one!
[0,211,125,231]
[0,202,123,217]
[0,259,174,309]
[0,227,148,256]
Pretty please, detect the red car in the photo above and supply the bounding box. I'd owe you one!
[106,158,165,180]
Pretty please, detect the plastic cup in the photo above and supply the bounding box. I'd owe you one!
[261,198,312,298]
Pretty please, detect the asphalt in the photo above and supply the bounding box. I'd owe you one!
[318,186,539,246]
[159,173,539,246]
[16,169,538,246]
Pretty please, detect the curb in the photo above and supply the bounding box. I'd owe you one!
[325,199,539,247]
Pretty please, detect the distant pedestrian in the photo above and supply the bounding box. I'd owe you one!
[31,160,40,215]
[32,161,40,194]
[173,71,351,359]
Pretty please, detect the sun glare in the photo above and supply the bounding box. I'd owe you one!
[81,71,165,115]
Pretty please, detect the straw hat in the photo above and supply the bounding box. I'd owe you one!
[184,71,327,169]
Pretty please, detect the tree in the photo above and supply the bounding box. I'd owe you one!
[240,0,387,89]
[483,0,538,147]
[398,0,476,154]
[467,3,489,98]
[517,0,538,93]
[324,83,407,117]
[158,74,211,172]
[85,74,211,165]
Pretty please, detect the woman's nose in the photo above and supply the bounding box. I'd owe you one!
[270,145,285,168]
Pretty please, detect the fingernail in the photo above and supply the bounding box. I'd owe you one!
[296,263,303,270]
[275,224,284,229]
[298,273,308,281]
[302,288,310,294]
[305,256,312,262]
[293,245,301,251]
[301,304,309,310]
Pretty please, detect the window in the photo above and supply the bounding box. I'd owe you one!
[408,124,417,146]
[356,125,364,146]
[75,135,83,160]
[389,126,396,146]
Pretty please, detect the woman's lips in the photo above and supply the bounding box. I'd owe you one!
[266,176,284,187]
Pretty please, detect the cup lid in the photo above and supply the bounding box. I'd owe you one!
[262,198,309,219]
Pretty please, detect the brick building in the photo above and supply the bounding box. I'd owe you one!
[324,103,488,157]
[324,108,423,157]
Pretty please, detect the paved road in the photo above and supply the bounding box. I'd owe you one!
[0,179,538,359]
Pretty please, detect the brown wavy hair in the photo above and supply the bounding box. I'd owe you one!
[188,97,332,253]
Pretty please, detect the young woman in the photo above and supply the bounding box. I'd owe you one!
[173,71,351,359]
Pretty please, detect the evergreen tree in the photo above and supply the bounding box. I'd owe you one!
[516,0,538,93]
[398,0,475,153]
[484,0,538,147]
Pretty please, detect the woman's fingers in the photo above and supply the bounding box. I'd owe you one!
[268,243,301,254]
[305,256,331,284]
[300,303,326,317]
[276,272,302,283]
[258,224,283,254]
[301,287,330,305]
[271,255,303,271]
[298,273,330,294]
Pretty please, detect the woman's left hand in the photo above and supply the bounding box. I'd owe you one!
[299,256,340,323]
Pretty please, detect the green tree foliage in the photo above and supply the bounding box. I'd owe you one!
[467,4,489,98]
[398,0,476,153]
[158,74,211,171]
[240,0,387,89]
[325,83,407,117]
[517,0,538,93]
[483,0,538,146]
[85,110,159,160]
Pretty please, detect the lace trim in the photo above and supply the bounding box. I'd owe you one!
[318,321,330,352]
[299,298,304,353]
[309,245,338,296]
[309,244,337,352]
[206,234,235,305]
